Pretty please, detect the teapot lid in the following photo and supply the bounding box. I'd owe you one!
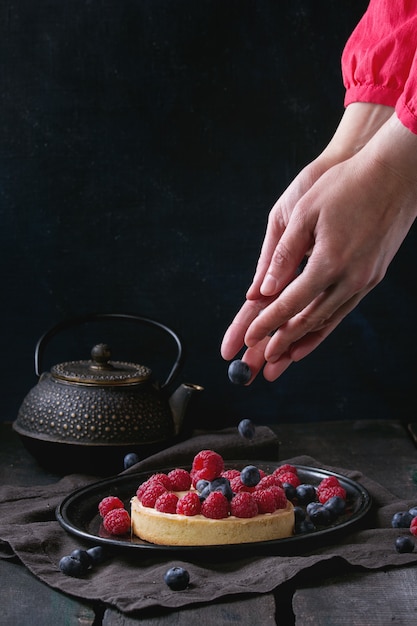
[50,344,151,386]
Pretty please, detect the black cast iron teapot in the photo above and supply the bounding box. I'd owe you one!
[13,313,203,474]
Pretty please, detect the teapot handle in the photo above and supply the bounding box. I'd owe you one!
[34,313,185,388]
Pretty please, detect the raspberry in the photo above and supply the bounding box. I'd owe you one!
[221,469,241,481]
[98,496,124,518]
[410,517,417,537]
[274,464,297,477]
[230,492,258,518]
[256,475,282,490]
[267,485,288,509]
[167,468,191,491]
[201,492,230,519]
[140,482,167,507]
[318,485,346,504]
[230,475,255,493]
[278,471,300,488]
[155,492,179,514]
[176,492,201,516]
[191,450,224,483]
[149,473,173,489]
[103,508,131,535]
[317,476,340,496]
[253,489,277,514]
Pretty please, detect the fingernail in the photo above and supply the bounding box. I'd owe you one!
[260,274,278,296]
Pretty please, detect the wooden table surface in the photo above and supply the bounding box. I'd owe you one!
[1,419,417,626]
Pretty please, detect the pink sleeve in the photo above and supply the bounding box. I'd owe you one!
[342,0,417,134]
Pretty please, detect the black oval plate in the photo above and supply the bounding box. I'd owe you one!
[56,462,372,556]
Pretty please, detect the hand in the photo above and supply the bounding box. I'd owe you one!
[221,109,417,383]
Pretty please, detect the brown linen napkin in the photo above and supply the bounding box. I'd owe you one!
[0,427,417,615]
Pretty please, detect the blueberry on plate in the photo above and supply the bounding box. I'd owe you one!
[228,360,252,385]
[296,484,317,506]
[324,495,346,517]
[238,418,256,440]
[395,536,414,553]
[164,566,190,591]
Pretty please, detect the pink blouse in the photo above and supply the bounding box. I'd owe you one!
[342,0,417,134]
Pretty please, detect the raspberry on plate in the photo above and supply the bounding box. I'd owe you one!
[167,468,191,491]
[230,492,259,518]
[103,508,131,535]
[410,517,417,536]
[98,496,124,518]
[176,492,201,516]
[191,450,225,483]
[318,485,346,504]
[201,491,230,519]
[273,464,297,477]
[277,471,300,488]
[317,476,341,496]
[155,492,179,514]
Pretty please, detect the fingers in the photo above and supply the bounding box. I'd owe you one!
[220,294,275,361]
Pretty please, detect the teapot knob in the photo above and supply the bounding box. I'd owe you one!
[91,344,113,370]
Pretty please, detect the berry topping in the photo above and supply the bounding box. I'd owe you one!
[230,474,255,493]
[176,492,201,516]
[228,360,252,385]
[253,488,277,514]
[168,468,192,491]
[256,474,282,490]
[266,485,288,509]
[209,477,234,500]
[277,471,300,488]
[274,464,298,477]
[98,496,125,518]
[164,566,190,591]
[103,508,131,535]
[317,485,346,504]
[201,491,230,519]
[149,473,173,489]
[240,465,261,487]
[410,517,417,536]
[230,492,259,518]
[155,492,179,514]
[221,469,241,480]
[191,450,224,483]
[140,482,167,508]
[238,418,256,440]
[123,452,140,470]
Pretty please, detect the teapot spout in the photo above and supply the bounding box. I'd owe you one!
[169,383,204,435]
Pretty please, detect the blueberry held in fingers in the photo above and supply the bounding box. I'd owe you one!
[228,360,251,385]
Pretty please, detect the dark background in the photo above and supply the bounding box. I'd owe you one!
[2,0,416,430]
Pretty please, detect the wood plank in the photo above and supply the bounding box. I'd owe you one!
[0,559,95,626]
[103,593,277,625]
[293,567,417,626]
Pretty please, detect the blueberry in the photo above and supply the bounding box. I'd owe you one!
[240,465,261,487]
[86,546,107,565]
[59,555,88,577]
[308,505,333,526]
[392,511,414,528]
[409,506,417,518]
[196,479,210,500]
[306,502,322,516]
[295,519,316,534]
[293,506,306,525]
[163,566,190,591]
[283,482,297,501]
[209,477,233,500]
[395,536,414,553]
[228,360,251,385]
[238,418,256,440]
[296,484,317,506]
[324,495,346,517]
[70,549,93,569]
[124,452,140,470]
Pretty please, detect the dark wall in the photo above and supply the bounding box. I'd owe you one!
[2,1,416,429]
